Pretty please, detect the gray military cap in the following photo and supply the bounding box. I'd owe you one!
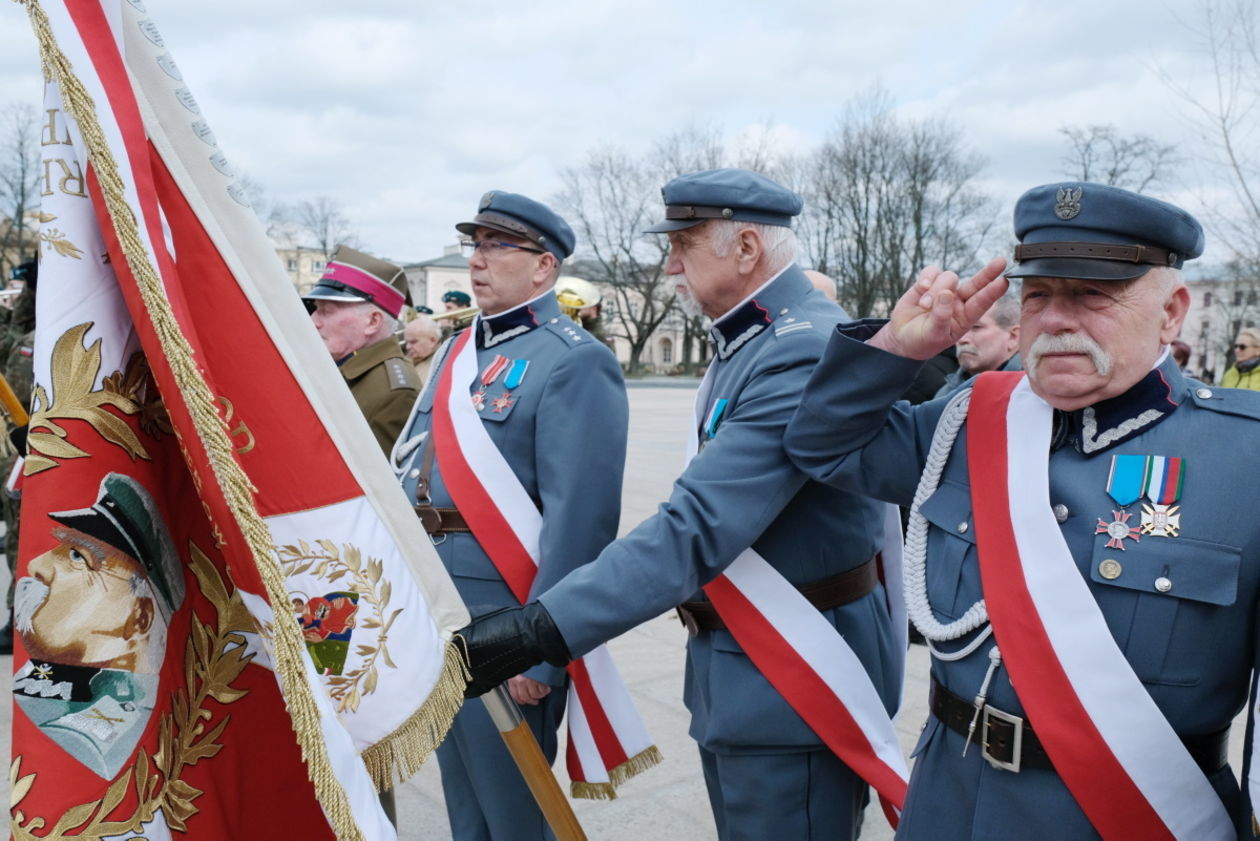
[1006,182,1205,281]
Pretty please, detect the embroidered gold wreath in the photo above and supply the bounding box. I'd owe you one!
[25,322,171,476]
[10,544,256,840]
[278,539,399,713]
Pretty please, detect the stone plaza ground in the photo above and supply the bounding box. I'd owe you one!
[0,384,1247,839]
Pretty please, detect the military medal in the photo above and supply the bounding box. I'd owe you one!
[1096,455,1146,550]
[473,355,510,410]
[1139,455,1184,537]
[1096,510,1140,550]
[491,393,515,413]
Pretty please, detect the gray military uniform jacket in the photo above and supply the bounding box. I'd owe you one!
[396,290,627,687]
[785,321,1260,839]
[540,265,900,753]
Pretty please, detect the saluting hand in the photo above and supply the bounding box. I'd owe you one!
[870,257,1009,360]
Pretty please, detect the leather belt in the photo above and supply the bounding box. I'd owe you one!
[675,555,880,635]
[929,677,1229,775]
[414,505,471,535]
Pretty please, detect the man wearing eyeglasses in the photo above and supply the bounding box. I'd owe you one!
[394,191,628,841]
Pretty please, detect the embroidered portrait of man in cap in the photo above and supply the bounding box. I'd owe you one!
[12,472,184,779]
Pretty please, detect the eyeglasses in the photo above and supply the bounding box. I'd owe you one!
[459,239,545,258]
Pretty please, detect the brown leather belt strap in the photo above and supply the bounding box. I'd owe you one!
[929,677,1229,775]
[414,506,472,534]
[1013,241,1179,266]
[676,555,880,634]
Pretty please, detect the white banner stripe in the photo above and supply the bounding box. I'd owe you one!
[446,331,542,564]
[563,694,607,784]
[723,552,908,777]
[580,646,652,750]
[1004,380,1232,840]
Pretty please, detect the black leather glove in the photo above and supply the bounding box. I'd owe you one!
[456,602,572,699]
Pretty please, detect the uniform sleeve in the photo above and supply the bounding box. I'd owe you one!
[784,323,950,507]
[527,340,628,682]
[366,382,419,458]
[540,331,825,658]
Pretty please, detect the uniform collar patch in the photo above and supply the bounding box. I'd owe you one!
[477,291,561,349]
[1054,363,1182,455]
[710,298,772,360]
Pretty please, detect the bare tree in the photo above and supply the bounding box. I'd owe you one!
[797,88,996,318]
[1058,124,1180,192]
[1158,0,1260,266]
[0,102,41,276]
[555,147,674,375]
[296,195,358,257]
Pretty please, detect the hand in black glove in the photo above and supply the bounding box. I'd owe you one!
[456,602,572,699]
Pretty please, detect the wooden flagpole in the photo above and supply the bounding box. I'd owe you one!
[481,686,588,841]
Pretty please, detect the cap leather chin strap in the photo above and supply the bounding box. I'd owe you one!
[665,205,736,220]
[1014,241,1178,266]
[473,211,547,249]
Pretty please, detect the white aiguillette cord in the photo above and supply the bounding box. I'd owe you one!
[903,387,1003,754]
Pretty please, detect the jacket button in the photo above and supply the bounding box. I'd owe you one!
[1052,504,1070,523]
[1155,576,1173,593]
[1196,388,1213,399]
[957,521,969,534]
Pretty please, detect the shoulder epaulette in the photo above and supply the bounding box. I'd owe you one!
[1186,382,1260,421]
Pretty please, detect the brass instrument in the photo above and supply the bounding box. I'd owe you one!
[554,276,601,323]
[433,304,480,332]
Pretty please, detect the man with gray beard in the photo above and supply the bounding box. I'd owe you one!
[783,182,1260,838]
[454,169,902,841]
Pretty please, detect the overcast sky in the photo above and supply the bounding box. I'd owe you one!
[0,0,1240,271]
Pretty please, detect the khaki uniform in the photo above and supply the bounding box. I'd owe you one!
[340,336,420,456]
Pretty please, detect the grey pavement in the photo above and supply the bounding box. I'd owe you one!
[1,386,1248,839]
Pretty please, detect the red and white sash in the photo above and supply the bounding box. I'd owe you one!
[687,364,909,825]
[967,372,1234,841]
[431,328,659,797]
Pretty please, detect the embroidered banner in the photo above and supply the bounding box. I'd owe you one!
[12,3,469,838]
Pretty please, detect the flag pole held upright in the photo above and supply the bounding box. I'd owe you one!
[482,686,588,841]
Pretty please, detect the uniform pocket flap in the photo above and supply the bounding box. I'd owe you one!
[1089,535,1240,606]
[917,479,976,546]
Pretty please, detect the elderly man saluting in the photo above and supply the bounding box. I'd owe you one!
[785,182,1260,839]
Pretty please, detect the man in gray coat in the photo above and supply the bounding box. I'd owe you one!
[785,183,1260,839]
[394,191,628,841]
[455,169,903,841]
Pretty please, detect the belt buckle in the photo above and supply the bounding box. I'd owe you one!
[980,705,1023,773]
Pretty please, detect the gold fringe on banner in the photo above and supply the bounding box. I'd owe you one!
[14,2,430,837]
[361,640,468,791]
[569,745,664,800]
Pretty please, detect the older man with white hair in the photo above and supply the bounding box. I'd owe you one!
[783,182,1260,839]
[304,245,419,455]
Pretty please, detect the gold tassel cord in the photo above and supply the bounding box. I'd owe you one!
[360,640,469,791]
[17,1,362,837]
[569,744,664,800]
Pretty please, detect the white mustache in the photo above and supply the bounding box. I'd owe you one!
[1026,332,1111,377]
[14,577,49,635]
[956,343,979,356]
